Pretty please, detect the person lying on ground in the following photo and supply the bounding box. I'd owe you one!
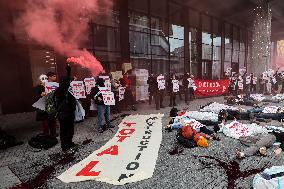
[165,118,220,140]
[218,107,284,123]
[236,131,283,159]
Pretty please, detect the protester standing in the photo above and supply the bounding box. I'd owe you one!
[90,78,114,133]
[33,75,49,136]
[157,74,165,109]
[183,73,190,104]
[147,73,156,106]
[168,73,178,107]
[120,73,137,111]
[55,65,77,151]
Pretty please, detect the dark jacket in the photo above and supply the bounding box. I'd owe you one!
[33,84,48,121]
[90,86,104,105]
[55,77,76,118]
[147,76,158,93]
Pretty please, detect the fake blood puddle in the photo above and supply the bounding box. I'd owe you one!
[194,155,266,189]
[10,138,95,189]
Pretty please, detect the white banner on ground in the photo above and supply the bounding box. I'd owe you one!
[58,114,164,185]
[70,81,86,99]
[84,78,96,95]
[45,82,59,94]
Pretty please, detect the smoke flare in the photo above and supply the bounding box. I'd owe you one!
[14,0,112,76]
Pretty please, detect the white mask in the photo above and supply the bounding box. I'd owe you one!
[39,74,48,84]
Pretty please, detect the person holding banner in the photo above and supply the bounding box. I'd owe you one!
[183,73,190,105]
[120,73,137,111]
[250,73,257,93]
[157,74,166,109]
[90,78,113,133]
[147,73,157,106]
[168,74,178,107]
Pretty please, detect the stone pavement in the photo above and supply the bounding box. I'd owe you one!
[1,96,284,189]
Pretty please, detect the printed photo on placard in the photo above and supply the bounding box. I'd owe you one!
[102,92,115,105]
[45,82,59,94]
[84,77,96,95]
[118,87,125,101]
[70,81,86,99]
[172,79,179,92]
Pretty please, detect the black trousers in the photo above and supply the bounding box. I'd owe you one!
[184,88,189,103]
[169,92,177,106]
[58,115,74,150]
[149,91,155,105]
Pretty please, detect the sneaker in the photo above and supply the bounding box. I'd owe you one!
[132,105,137,111]
[259,147,267,156]
[98,128,104,133]
[236,151,245,159]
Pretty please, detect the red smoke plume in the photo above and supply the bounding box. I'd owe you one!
[15,0,111,76]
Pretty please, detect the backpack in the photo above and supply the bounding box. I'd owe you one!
[28,134,58,150]
[0,130,23,150]
[45,91,58,117]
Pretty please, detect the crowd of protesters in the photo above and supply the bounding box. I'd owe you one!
[7,65,281,155]
[227,68,284,96]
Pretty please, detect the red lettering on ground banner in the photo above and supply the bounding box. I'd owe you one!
[116,135,130,142]
[96,145,118,156]
[119,128,135,135]
[76,161,101,176]
[123,122,136,127]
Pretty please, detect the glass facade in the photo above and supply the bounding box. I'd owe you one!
[86,0,253,79]
[27,0,253,83]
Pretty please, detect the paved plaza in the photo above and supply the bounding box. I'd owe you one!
[1,96,284,189]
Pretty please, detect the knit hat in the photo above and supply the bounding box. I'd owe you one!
[197,136,208,148]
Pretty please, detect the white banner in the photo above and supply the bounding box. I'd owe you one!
[84,77,96,95]
[58,114,164,185]
[172,79,179,92]
[118,87,125,101]
[157,75,165,90]
[99,76,111,91]
[246,76,251,84]
[102,92,115,106]
[70,81,86,99]
[45,82,59,94]
[32,96,46,111]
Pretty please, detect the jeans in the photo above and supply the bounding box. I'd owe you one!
[97,105,110,129]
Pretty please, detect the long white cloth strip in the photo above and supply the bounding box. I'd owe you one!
[58,114,164,185]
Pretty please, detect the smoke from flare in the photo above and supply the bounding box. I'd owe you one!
[14,0,112,76]
[67,50,103,76]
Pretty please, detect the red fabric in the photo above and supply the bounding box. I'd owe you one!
[123,76,131,89]
[194,79,229,97]
[181,125,206,141]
